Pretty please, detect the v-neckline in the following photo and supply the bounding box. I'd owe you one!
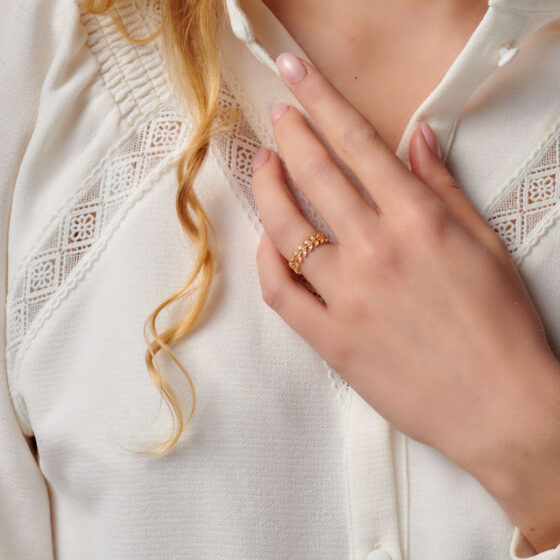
[232,0,557,167]
[238,0,492,163]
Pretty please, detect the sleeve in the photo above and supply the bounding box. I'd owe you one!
[510,527,560,560]
[0,2,72,558]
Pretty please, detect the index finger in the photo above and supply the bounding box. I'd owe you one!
[275,52,431,215]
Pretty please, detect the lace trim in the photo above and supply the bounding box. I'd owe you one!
[484,119,560,263]
[6,110,189,383]
[11,0,560,412]
[48,0,560,409]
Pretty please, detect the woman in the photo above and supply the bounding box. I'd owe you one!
[2,0,560,558]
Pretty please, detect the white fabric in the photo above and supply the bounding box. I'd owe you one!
[2,0,560,558]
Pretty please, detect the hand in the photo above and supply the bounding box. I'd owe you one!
[251,52,560,553]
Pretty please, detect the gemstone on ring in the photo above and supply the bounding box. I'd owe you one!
[288,231,331,276]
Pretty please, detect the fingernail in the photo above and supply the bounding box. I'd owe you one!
[252,147,270,172]
[276,52,307,84]
[420,121,442,159]
[270,103,289,123]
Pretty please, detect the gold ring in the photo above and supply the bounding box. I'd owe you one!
[288,232,331,276]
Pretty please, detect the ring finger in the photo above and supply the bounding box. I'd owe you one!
[252,148,340,296]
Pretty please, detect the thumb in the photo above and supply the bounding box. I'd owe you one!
[409,121,495,242]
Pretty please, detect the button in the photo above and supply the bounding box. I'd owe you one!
[366,549,392,560]
[497,45,519,67]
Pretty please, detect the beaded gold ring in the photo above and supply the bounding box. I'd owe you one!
[288,232,331,276]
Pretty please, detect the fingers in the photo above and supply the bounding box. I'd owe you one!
[252,148,340,296]
[256,231,333,348]
[275,52,433,216]
[270,103,378,243]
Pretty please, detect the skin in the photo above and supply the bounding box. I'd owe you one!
[250,47,560,560]
[261,0,489,153]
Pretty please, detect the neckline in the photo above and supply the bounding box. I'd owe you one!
[243,0,492,160]
[230,0,560,166]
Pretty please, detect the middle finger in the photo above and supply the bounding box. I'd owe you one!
[271,103,378,244]
[275,52,433,215]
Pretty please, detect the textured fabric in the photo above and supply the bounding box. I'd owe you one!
[2,0,560,558]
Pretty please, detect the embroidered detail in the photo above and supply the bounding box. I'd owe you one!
[485,125,560,262]
[6,111,188,379]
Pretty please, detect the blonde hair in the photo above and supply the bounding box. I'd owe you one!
[86,0,236,455]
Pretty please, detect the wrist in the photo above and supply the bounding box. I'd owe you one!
[470,350,560,553]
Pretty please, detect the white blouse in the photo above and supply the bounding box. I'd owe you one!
[2,0,560,558]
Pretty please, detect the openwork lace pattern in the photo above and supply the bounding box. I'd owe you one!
[5,0,349,426]
[485,124,560,262]
[211,81,264,233]
[6,111,188,378]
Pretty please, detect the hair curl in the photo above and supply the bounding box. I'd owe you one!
[86,0,237,455]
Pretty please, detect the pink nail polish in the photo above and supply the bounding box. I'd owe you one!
[276,52,307,84]
[252,147,270,171]
[270,103,289,123]
[420,121,442,159]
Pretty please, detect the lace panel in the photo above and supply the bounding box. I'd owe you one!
[6,111,188,380]
[485,126,560,262]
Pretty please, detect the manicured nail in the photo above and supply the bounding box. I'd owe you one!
[270,103,289,123]
[420,121,442,159]
[252,147,270,171]
[276,52,307,84]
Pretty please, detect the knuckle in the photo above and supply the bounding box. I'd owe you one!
[337,120,380,156]
[424,200,451,233]
[296,75,325,108]
[269,215,294,250]
[344,289,371,323]
[357,236,400,277]
[256,235,268,260]
[261,282,285,311]
[401,196,451,242]
[293,152,332,185]
[327,333,355,373]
